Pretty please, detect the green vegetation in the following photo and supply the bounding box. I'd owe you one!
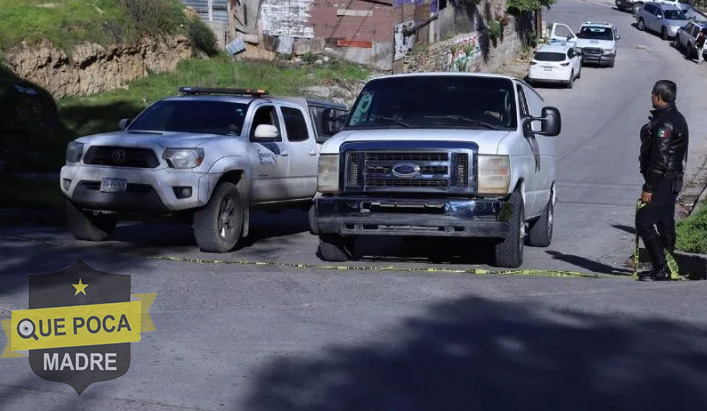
[0,176,64,211]
[57,56,369,138]
[0,0,189,54]
[507,0,558,13]
[676,202,707,254]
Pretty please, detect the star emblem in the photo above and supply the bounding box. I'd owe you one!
[73,278,89,296]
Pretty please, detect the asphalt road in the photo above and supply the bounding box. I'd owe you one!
[2,0,707,409]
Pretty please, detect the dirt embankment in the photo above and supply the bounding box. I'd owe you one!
[3,35,193,100]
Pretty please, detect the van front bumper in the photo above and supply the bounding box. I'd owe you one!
[313,195,513,238]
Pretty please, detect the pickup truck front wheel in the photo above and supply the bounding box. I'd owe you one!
[318,234,355,262]
[66,200,117,241]
[193,182,244,253]
[494,191,524,268]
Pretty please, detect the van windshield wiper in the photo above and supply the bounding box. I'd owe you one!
[424,115,499,130]
[369,114,412,128]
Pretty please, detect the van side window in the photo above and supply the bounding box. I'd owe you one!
[250,105,282,142]
[281,107,309,142]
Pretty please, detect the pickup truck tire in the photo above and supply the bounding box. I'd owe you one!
[66,200,117,241]
[193,182,244,253]
[494,190,524,268]
[318,234,355,262]
[526,194,553,247]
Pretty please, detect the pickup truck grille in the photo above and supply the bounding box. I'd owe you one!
[83,146,160,168]
[345,150,471,191]
[582,48,602,55]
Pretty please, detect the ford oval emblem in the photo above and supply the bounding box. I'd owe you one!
[392,162,420,178]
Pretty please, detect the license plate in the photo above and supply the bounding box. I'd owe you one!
[544,67,552,71]
[100,178,127,193]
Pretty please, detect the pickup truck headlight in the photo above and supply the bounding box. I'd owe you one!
[317,154,340,193]
[66,142,84,164]
[163,148,204,169]
[575,47,583,54]
[478,155,510,194]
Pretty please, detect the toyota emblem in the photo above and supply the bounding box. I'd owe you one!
[111,149,126,162]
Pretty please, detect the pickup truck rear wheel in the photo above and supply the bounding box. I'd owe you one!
[193,182,244,253]
[318,234,355,262]
[494,191,524,268]
[526,193,554,247]
[66,200,117,241]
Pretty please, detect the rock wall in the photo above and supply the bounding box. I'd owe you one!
[402,14,530,75]
[3,35,193,100]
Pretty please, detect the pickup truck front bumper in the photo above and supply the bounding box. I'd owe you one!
[313,195,513,238]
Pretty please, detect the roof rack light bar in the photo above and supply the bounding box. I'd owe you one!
[178,87,268,96]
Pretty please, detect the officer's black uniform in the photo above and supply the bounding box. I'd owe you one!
[637,102,689,281]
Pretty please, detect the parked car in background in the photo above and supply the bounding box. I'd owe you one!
[636,3,689,40]
[617,0,691,15]
[674,20,707,58]
[527,43,582,88]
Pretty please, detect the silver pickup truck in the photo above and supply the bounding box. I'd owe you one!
[60,87,347,252]
[311,73,561,268]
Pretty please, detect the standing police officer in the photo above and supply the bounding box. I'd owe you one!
[637,80,689,281]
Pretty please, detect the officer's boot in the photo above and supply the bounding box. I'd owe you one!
[638,235,670,281]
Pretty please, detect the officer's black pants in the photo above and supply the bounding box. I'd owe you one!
[636,178,679,241]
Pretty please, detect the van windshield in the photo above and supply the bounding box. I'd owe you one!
[344,76,518,130]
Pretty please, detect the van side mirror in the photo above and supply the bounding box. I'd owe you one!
[118,118,130,130]
[523,106,561,137]
[253,124,280,140]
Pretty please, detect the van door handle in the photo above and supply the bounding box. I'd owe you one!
[309,149,317,156]
[281,151,289,157]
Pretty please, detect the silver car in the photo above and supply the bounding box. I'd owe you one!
[636,2,689,40]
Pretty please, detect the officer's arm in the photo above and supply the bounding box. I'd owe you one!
[643,122,673,192]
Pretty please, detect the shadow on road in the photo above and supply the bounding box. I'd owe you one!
[242,295,707,411]
[546,250,632,275]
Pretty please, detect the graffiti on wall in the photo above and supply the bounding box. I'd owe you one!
[447,32,481,72]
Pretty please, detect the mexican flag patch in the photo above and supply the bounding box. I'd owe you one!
[657,128,670,139]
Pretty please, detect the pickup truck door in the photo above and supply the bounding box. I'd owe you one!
[280,104,318,200]
[549,23,577,47]
[247,104,291,203]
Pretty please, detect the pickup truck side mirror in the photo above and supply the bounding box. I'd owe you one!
[253,124,280,140]
[321,108,346,136]
[118,118,130,130]
[523,107,561,137]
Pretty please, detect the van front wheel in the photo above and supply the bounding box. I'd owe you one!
[494,190,524,268]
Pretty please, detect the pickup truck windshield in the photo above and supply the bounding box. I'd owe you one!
[345,76,518,130]
[577,26,614,40]
[128,100,249,135]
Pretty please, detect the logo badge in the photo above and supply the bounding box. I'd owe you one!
[111,149,126,162]
[391,162,421,178]
[2,260,156,395]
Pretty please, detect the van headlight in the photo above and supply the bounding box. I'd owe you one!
[163,148,204,169]
[478,155,510,194]
[317,154,340,193]
[602,49,614,56]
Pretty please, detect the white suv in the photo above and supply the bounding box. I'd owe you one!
[60,87,348,252]
[527,43,582,88]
